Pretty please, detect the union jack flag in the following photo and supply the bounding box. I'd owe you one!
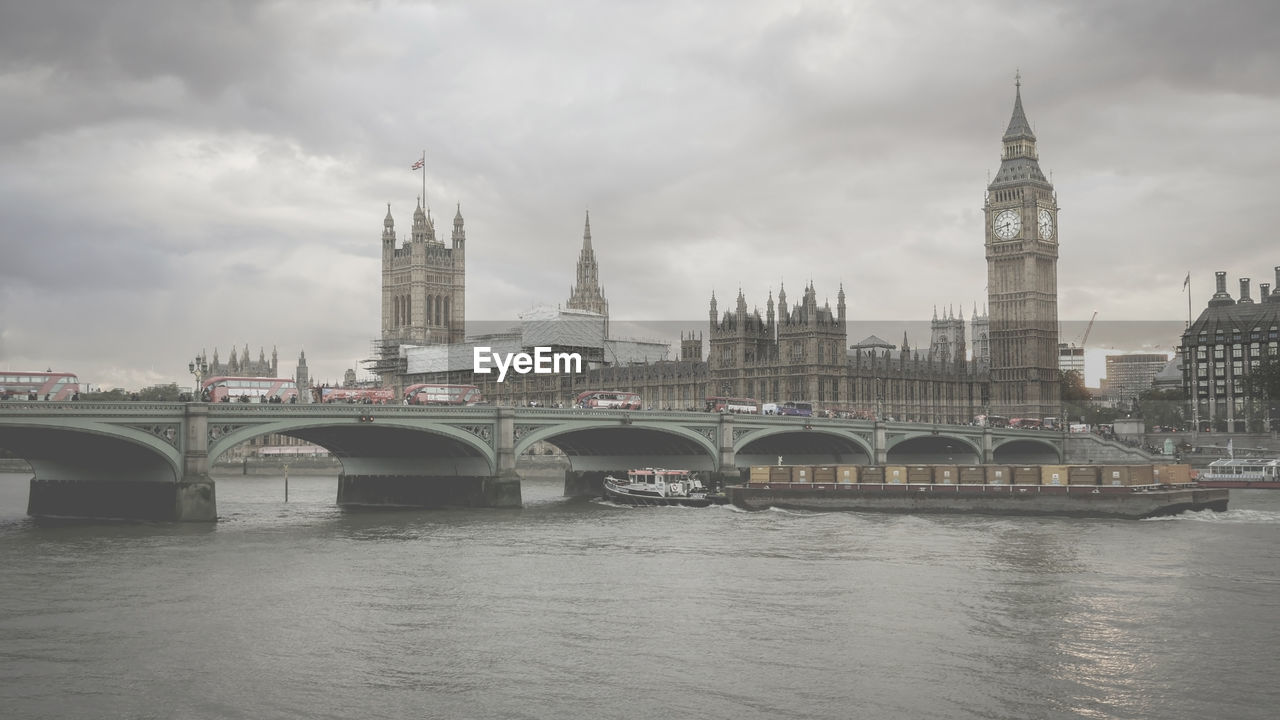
[411,159,424,170]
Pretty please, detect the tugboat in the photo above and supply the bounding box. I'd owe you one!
[602,468,715,507]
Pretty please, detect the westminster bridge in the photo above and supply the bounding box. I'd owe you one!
[0,402,1149,521]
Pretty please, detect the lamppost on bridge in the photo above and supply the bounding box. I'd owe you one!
[189,355,209,401]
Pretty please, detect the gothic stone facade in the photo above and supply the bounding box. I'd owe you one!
[375,201,466,379]
[985,78,1061,420]
[197,345,279,378]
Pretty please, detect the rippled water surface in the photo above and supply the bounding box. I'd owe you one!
[2,472,1278,720]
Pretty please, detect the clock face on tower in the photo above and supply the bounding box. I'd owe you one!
[993,209,1021,240]
[1038,208,1055,240]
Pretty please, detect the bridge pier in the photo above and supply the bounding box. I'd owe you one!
[873,422,888,465]
[28,478,216,522]
[337,474,518,509]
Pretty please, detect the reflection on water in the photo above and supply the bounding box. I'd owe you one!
[1,474,1278,720]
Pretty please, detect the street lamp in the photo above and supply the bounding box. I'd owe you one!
[189,355,209,401]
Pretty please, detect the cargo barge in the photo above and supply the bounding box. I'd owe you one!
[727,464,1229,519]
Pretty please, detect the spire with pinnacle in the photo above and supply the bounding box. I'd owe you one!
[990,71,1049,189]
[1003,70,1036,142]
[565,210,609,322]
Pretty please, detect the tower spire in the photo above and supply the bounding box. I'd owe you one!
[566,210,608,327]
[1004,71,1036,142]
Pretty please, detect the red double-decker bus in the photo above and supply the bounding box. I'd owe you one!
[312,386,395,404]
[576,391,642,410]
[403,384,483,406]
[201,376,299,403]
[0,371,80,401]
[705,396,759,413]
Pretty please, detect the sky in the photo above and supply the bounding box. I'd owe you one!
[2,0,1279,390]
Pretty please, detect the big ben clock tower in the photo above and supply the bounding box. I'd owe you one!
[985,74,1061,420]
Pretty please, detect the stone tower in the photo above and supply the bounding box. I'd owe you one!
[929,305,967,366]
[376,198,466,379]
[294,350,310,403]
[680,331,703,361]
[970,302,990,372]
[985,75,1060,419]
[565,211,609,334]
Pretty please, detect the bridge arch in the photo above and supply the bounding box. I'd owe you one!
[991,437,1062,464]
[0,420,182,483]
[735,426,874,467]
[208,418,497,476]
[514,421,719,472]
[886,433,982,464]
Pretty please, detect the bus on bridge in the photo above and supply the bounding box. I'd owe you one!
[0,371,79,401]
[201,376,300,403]
[706,396,759,413]
[576,391,642,410]
[403,383,483,406]
[312,386,395,404]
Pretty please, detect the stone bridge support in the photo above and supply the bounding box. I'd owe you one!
[711,413,737,488]
[873,422,887,465]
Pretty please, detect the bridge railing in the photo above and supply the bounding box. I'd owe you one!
[0,401,183,414]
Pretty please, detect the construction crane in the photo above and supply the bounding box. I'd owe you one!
[1078,311,1098,347]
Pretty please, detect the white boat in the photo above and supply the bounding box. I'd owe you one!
[1196,458,1280,488]
[602,468,716,506]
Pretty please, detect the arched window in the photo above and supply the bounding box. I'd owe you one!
[425,296,433,326]
[443,297,450,327]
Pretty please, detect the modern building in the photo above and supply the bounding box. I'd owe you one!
[984,75,1061,420]
[1180,269,1280,432]
[1058,344,1085,376]
[1103,353,1170,408]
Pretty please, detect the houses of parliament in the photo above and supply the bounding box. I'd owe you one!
[372,80,1061,422]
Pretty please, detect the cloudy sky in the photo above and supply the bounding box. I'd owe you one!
[2,0,1278,390]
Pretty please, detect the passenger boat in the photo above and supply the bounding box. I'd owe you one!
[602,468,716,507]
[1195,458,1280,488]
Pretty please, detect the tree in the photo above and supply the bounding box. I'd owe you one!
[1061,370,1090,402]
[1060,369,1092,424]
[138,383,183,402]
[1136,387,1186,430]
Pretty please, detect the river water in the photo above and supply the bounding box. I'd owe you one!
[1,471,1278,720]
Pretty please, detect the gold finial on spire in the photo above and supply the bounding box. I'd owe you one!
[1015,68,1021,89]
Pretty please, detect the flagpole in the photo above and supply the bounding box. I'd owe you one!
[1186,271,1199,434]
[421,150,427,216]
